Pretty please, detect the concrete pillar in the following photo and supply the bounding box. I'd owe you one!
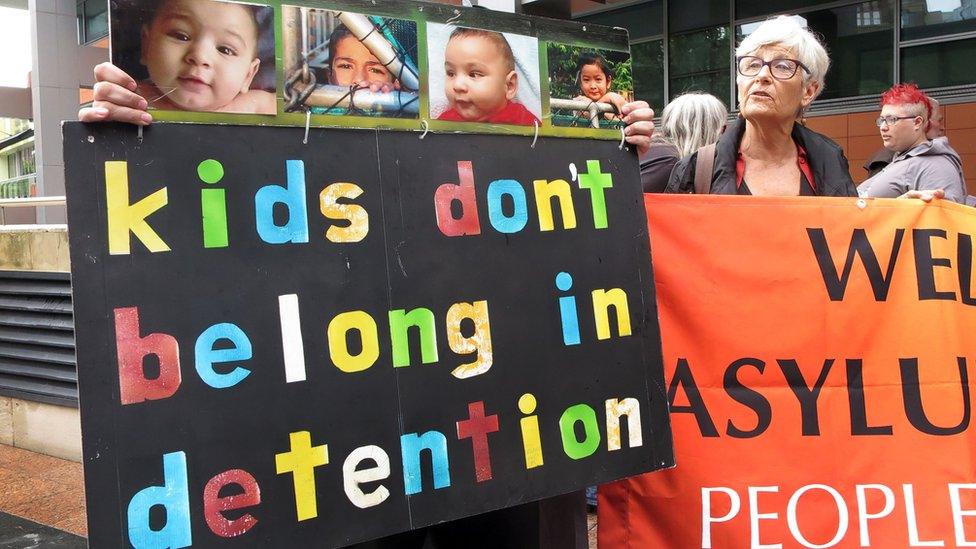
[28,0,79,223]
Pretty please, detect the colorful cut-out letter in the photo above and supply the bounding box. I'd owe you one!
[105,161,170,255]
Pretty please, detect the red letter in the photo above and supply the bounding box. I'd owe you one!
[203,469,261,537]
[456,401,500,482]
[115,307,181,405]
[434,161,481,236]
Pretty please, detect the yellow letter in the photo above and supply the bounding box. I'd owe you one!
[446,300,492,379]
[275,431,329,521]
[519,393,544,468]
[533,179,576,231]
[327,310,379,373]
[320,182,368,243]
[592,288,632,340]
[105,161,169,255]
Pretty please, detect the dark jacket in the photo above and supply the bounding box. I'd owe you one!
[640,141,680,193]
[665,118,857,197]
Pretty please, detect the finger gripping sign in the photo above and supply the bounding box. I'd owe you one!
[599,194,976,549]
[62,122,673,548]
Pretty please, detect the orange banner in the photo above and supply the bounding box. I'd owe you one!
[600,195,976,549]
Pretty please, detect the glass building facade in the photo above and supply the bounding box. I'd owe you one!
[576,0,976,113]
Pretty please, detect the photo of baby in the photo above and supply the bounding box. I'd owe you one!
[281,7,419,118]
[547,45,633,129]
[427,23,541,126]
[110,0,276,115]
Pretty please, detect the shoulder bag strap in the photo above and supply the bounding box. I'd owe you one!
[694,143,716,195]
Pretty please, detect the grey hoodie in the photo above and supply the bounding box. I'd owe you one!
[858,137,966,203]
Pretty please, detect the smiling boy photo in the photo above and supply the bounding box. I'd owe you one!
[112,0,276,115]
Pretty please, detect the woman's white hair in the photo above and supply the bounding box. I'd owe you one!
[735,15,830,98]
[660,92,728,158]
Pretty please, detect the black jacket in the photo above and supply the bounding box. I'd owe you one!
[640,142,679,193]
[665,118,857,197]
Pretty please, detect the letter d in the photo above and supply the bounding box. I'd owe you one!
[434,161,481,236]
[255,160,309,244]
[127,451,192,549]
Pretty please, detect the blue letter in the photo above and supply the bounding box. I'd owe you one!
[195,323,252,388]
[487,179,528,233]
[255,160,309,244]
[127,451,192,549]
[556,272,580,345]
[401,431,451,495]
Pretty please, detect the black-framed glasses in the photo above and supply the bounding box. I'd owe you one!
[875,115,919,127]
[736,56,810,80]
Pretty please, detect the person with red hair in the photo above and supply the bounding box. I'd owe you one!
[859,83,965,202]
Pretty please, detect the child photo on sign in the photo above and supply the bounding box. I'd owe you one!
[548,46,632,129]
[280,6,419,118]
[110,0,276,115]
[427,23,542,126]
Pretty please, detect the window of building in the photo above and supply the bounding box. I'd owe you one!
[900,0,976,41]
[669,26,731,106]
[902,38,976,87]
[735,0,893,101]
[669,0,729,33]
[77,0,108,45]
[632,40,665,110]
[736,0,836,20]
[577,0,664,41]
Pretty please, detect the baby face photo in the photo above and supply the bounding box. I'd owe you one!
[547,45,632,129]
[110,0,276,115]
[280,7,419,118]
[427,23,541,127]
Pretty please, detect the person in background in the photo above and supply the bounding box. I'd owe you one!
[864,95,944,177]
[666,15,856,197]
[641,92,727,193]
[858,83,965,203]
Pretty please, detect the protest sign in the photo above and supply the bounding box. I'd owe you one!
[62,122,672,547]
[600,194,976,548]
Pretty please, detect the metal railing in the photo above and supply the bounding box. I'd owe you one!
[0,174,36,199]
[0,195,67,225]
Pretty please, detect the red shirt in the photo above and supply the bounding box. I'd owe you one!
[736,143,817,194]
[438,101,540,126]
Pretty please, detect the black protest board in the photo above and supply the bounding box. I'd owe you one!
[63,121,673,548]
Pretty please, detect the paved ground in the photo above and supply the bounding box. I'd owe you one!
[0,512,85,548]
[0,445,86,546]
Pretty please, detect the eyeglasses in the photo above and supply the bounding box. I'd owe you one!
[736,56,810,80]
[875,115,919,127]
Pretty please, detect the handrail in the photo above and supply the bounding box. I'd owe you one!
[0,196,66,207]
[0,195,66,225]
[0,173,36,186]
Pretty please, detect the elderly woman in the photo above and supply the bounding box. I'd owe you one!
[642,92,727,193]
[666,16,856,197]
